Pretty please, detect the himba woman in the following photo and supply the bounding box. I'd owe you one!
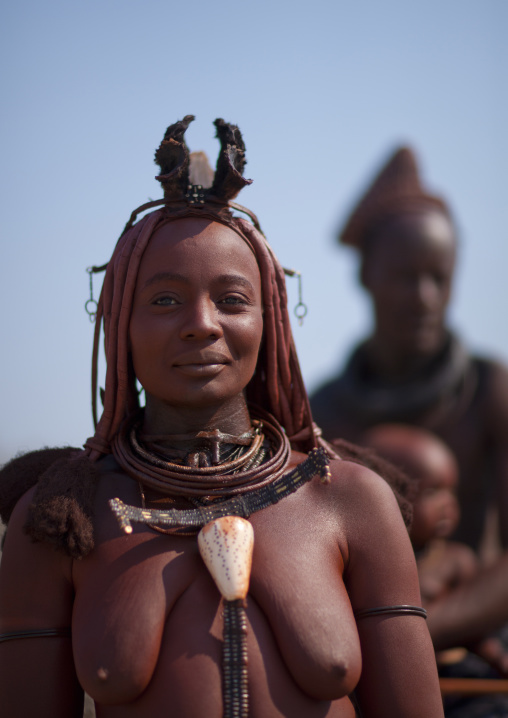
[310,147,508,556]
[0,117,444,718]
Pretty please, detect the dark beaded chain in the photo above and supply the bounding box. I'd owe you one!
[223,600,249,718]
[109,447,331,535]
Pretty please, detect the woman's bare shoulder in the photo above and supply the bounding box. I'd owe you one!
[328,456,401,508]
[316,457,422,611]
[291,449,403,520]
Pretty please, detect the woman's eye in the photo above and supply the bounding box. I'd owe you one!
[153,296,178,306]
[220,295,249,306]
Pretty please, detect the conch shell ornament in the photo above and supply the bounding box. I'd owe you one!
[198,516,254,601]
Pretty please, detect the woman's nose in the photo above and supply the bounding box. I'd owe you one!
[179,298,223,340]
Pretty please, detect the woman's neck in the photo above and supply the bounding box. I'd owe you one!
[141,394,253,451]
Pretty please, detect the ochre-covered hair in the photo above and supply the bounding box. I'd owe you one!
[84,116,318,458]
[338,146,453,252]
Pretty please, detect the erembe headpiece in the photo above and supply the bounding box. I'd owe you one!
[84,116,320,460]
[112,115,261,235]
[156,115,251,204]
[338,146,454,252]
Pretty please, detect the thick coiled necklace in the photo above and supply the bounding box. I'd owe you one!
[111,406,291,498]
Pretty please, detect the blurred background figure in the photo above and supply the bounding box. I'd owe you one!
[310,147,508,556]
[364,423,508,717]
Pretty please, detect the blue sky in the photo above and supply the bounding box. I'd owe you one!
[1,0,507,460]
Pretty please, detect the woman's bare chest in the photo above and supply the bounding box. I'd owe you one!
[72,494,359,705]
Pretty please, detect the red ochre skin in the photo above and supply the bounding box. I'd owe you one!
[0,219,444,718]
[129,219,264,432]
[362,212,456,362]
[0,454,441,718]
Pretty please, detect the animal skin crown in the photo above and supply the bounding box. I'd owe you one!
[154,115,253,203]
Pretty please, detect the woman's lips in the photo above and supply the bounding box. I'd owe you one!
[173,362,228,377]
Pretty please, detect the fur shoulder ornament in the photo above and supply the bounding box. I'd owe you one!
[0,448,99,559]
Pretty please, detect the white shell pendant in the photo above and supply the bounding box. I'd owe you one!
[198,516,254,601]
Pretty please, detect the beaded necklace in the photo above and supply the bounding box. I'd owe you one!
[111,446,331,534]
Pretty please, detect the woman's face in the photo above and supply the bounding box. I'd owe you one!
[362,210,457,357]
[129,218,264,414]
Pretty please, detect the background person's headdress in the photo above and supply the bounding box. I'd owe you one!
[338,146,452,252]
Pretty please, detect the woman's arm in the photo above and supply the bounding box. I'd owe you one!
[0,488,84,718]
[338,461,444,718]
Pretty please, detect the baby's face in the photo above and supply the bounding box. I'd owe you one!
[410,460,460,549]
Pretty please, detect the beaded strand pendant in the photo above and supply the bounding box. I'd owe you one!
[198,517,253,718]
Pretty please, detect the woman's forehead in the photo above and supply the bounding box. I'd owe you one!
[138,217,261,282]
[149,217,244,251]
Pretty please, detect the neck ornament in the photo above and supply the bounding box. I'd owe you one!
[110,446,331,534]
[111,406,291,498]
[337,333,476,427]
[134,421,266,471]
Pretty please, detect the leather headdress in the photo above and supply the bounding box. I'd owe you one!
[118,115,261,239]
[156,115,251,202]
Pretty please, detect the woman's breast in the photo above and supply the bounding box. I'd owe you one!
[249,502,362,701]
[72,500,361,710]
[72,530,202,704]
